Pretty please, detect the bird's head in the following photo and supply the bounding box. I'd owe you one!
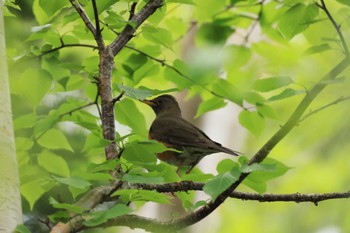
[141,94,182,116]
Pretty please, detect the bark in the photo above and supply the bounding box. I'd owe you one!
[0,2,23,232]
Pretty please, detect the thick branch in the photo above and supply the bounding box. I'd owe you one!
[109,0,163,56]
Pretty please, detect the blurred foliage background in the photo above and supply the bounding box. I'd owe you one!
[4,0,350,232]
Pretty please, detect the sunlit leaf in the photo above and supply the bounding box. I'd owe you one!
[37,128,74,152]
[268,88,304,101]
[239,110,265,136]
[203,167,241,200]
[113,189,171,204]
[195,97,227,118]
[253,76,293,92]
[37,150,70,177]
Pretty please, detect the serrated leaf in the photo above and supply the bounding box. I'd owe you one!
[203,167,241,200]
[239,110,265,136]
[268,88,304,101]
[253,76,293,92]
[37,128,74,152]
[113,189,171,204]
[53,176,91,189]
[84,204,132,227]
[278,3,319,39]
[195,97,227,118]
[37,150,70,177]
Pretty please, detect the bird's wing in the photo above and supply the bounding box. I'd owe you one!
[150,116,231,153]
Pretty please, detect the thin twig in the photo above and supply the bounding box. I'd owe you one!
[244,0,265,44]
[91,0,105,49]
[299,96,350,122]
[129,2,138,20]
[112,91,125,106]
[39,42,97,57]
[317,0,349,56]
[59,102,96,117]
[69,0,96,35]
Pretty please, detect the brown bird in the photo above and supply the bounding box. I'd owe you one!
[142,94,239,174]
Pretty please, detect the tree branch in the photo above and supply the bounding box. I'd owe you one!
[299,96,350,122]
[317,0,349,56]
[91,0,104,49]
[39,43,97,57]
[109,0,164,56]
[69,0,96,35]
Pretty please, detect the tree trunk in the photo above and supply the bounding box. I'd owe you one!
[0,2,23,232]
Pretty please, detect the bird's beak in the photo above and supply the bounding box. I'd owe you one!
[140,99,155,106]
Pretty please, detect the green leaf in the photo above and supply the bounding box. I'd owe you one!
[239,110,265,136]
[243,158,291,193]
[113,189,171,204]
[253,76,293,92]
[37,128,74,152]
[336,0,350,7]
[216,159,239,173]
[49,197,87,214]
[115,99,147,135]
[53,176,91,189]
[211,79,244,106]
[122,141,166,166]
[84,204,132,227]
[203,167,241,200]
[143,26,173,49]
[37,0,70,24]
[195,97,227,118]
[257,104,278,119]
[122,173,164,184]
[21,179,48,210]
[196,22,234,45]
[15,225,31,233]
[37,150,70,177]
[278,3,319,39]
[16,69,52,107]
[268,88,304,101]
[13,113,37,131]
[303,44,331,56]
[117,84,177,100]
[166,0,195,5]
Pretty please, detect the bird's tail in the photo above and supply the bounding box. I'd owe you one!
[219,146,241,156]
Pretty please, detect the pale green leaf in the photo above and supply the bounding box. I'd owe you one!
[37,150,70,177]
[239,110,265,136]
[253,76,293,92]
[195,97,227,118]
[37,128,74,152]
[53,176,91,189]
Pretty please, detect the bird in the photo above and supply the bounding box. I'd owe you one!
[141,94,239,174]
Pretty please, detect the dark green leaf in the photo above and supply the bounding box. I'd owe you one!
[253,76,293,92]
[15,225,31,233]
[196,22,234,45]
